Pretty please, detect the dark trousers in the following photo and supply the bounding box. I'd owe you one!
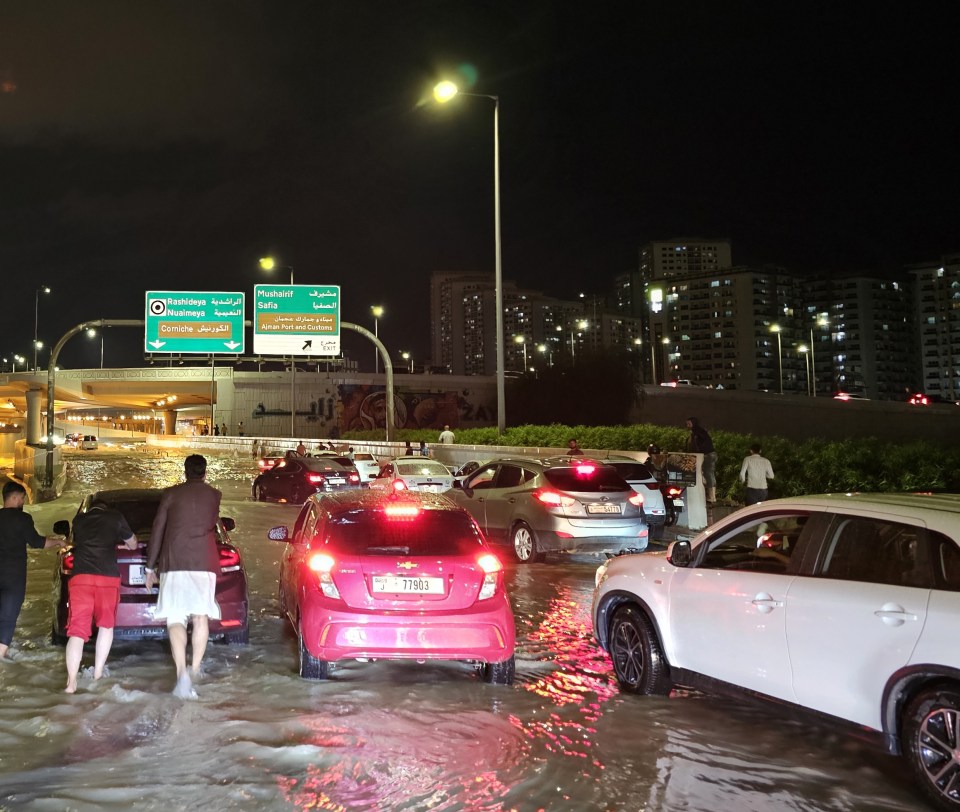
[0,576,27,646]
[745,487,768,506]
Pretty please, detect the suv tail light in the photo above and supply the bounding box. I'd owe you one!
[534,489,576,508]
[628,493,644,507]
[307,473,326,485]
[307,552,340,599]
[219,546,241,571]
[477,553,502,600]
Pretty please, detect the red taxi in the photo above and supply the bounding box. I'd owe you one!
[269,489,515,683]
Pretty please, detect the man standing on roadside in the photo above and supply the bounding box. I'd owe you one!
[64,500,138,693]
[740,443,775,505]
[145,455,222,699]
[0,481,65,660]
[686,417,718,504]
[438,425,455,444]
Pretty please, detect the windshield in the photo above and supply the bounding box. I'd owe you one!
[395,460,450,477]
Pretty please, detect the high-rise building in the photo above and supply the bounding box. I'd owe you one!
[909,253,960,401]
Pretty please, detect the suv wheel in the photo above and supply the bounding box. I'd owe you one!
[512,522,544,564]
[608,605,671,695]
[902,685,960,810]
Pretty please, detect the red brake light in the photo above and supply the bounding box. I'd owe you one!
[348,472,360,484]
[391,478,407,492]
[384,503,420,520]
[574,463,596,476]
[535,489,576,508]
[308,552,335,573]
[628,493,644,507]
[307,473,326,484]
[219,547,241,568]
[477,553,502,574]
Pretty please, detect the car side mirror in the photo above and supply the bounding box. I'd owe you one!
[268,525,290,542]
[53,520,70,536]
[221,517,236,532]
[667,539,692,567]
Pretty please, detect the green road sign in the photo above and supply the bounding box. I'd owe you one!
[144,291,245,354]
[253,284,340,356]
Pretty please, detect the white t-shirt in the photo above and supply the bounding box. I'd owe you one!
[438,430,455,444]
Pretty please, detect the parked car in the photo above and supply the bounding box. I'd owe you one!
[368,457,454,494]
[253,455,361,503]
[448,456,648,563]
[592,492,960,812]
[52,488,249,644]
[602,455,667,540]
[348,451,382,484]
[268,489,515,683]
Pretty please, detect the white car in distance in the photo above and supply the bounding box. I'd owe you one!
[592,493,960,812]
[369,457,454,494]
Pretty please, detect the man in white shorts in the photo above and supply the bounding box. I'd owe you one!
[145,454,222,699]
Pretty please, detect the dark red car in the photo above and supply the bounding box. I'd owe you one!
[52,488,249,644]
[269,489,515,683]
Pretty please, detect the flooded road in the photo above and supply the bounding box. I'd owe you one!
[0,448,929,811]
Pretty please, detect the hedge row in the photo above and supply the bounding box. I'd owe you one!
[342,423,960,498]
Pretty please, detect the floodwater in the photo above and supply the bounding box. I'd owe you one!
[0,447,929,811]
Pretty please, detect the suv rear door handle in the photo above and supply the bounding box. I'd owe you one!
[751,592,783,614]
[874,603,918,626]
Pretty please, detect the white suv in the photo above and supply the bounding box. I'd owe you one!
[592,493,960,811]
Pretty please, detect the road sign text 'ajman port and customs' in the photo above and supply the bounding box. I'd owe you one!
[144,291,245,354]
[254,284,340,356]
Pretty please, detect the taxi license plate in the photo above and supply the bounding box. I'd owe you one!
[587,504,622,514]
[128,564,146,586]
[373,576,443,594]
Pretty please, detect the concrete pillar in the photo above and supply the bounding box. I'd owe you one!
[162,410,177,435]
[25,388,43,445]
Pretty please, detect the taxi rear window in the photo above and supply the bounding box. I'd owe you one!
[326,509,484,556]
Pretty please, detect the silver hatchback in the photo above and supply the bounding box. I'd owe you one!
[448,457,648,562]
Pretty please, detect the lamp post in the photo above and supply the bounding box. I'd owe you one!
[809,314,829,397]
[434,80,504,434]
[770,324,783,395]
[371,305,384,373]
[661,337,671,382]
[13,354,26,372]
[259,257,296,436]
[571,319,588,363]
[798,344,812,396]
[513,335,527,372]
[633,337,642,377]
[401,351,413,373]
[34,285,50,371]
[86,328,104,369]
[537,343,552,368]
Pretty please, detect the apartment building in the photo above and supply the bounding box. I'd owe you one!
[909,254,960,401]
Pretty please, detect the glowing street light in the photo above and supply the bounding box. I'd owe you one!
[798,344,812,397]
[770,324,783,395]
[513,335,528,372]
[86,328,104,369]
[371,305,384,373]
[400,351,413,373]
[259,257,295,435]
[433,79,504,433]
[809,314,829,397]
[34,285,50,371]
[259,256,294,284]
[537,343,552,368]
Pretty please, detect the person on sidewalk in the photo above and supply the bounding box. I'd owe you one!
[64,501,138,693]
[740,443,775,505]
[0,481,65,660]
[145,455,222,699]
[438,425,455,444]
[686,417,717,504]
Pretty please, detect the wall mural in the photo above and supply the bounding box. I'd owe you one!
[337,385,495,432]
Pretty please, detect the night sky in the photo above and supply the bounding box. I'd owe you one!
[3,2,957,371]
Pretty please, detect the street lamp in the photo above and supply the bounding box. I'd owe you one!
[770,324,783,395]
[798,344,812,396]
[661,337,671,382]
[34,285,50,371]
[633,337,643,377]
[259,257,296,436]
[434,80,504,434]
[371,305,384,373]
[537,343,552,368]
[86,328,104,369]
[400,351,413,373]
[13,354,26,371]
[513,335,528,372]
[571,319,588,363]
[809,314,829,397]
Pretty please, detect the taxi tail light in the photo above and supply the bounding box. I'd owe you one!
[307,552,340,599]
[219,546,241,570]
[628,493,644,507]
[534,489,576,508]
[477,553,503,600]
[307,474,326,485]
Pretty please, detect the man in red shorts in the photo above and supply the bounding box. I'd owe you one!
[64,500,137,694]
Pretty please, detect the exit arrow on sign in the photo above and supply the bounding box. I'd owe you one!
[224,341,242,350]
[149,340,166,349]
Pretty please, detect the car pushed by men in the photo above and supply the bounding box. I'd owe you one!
[268,488,515,683]
[447,456,648,563]
[592,492,960,812]
[52,488,249,644]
